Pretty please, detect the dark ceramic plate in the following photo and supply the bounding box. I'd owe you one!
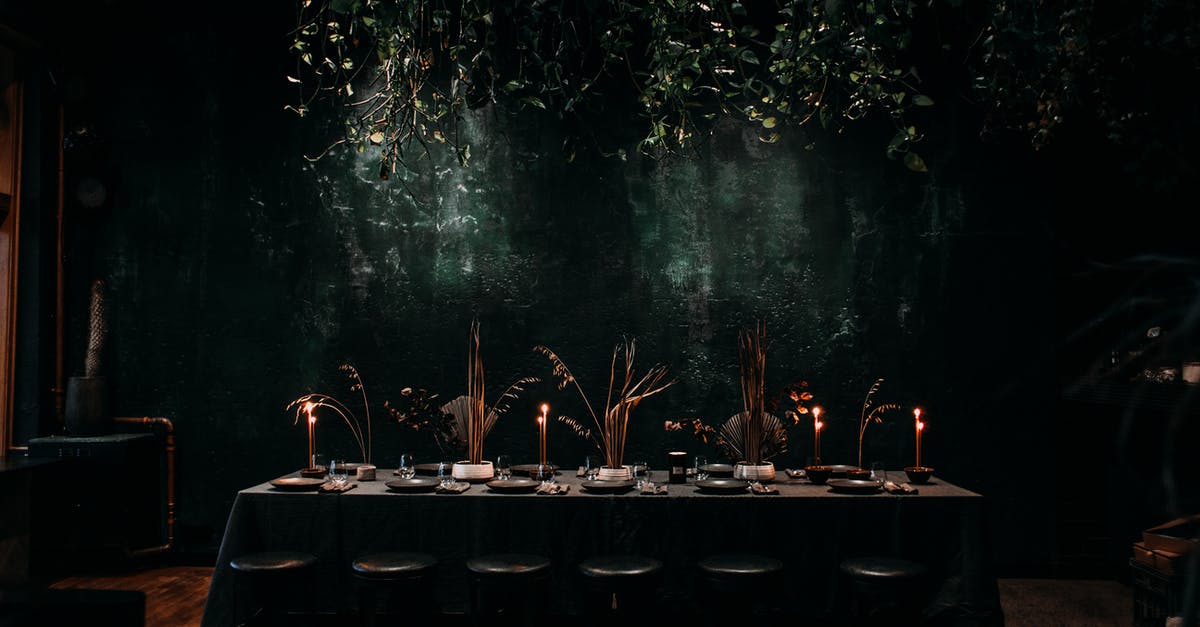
[269,477,325,491]
[512,463,559,477]
[827,464,859,478]
[384,478,439,493]
[695,478,749,494]
[827,478,884,494]
[414,463,442,476]
[486,478,541,494]
[580,480,636,494]
[699,463,735,477]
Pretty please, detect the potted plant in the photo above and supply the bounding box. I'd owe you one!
[392,320,536,481]
[537,339,674,480]
[665,330,817,478]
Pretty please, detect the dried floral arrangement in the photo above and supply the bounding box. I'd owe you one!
[664,325,816,463]
[389,320,536,464]
[537,339,675,470]
[287,364,373,464]
[385,387,461,456]
[856,378,901,468]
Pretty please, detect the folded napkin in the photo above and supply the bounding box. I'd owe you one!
[536,483,571,495]
[640,482,668,495]
[883,480,919,495]
[749,481,779,495]
[784,468,807,480]
[319,481,357,493]
[435,482,471,494]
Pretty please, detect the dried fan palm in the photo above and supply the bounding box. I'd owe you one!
[719,410,788,462]
[460,319,538,464]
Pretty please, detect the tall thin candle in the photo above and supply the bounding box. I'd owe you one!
[812,406,823,464]
[305,402,316,469]
[539,403,549,466]
[914,407,924,468]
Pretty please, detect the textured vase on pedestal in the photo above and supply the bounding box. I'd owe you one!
[65,375,111,436]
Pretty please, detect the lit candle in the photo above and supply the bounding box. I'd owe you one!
[914,407,924,468]
[305,401,316,469]
[539,403,549,466]
[812,406,823,465]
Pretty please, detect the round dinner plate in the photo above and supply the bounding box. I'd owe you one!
[384,478,439,493]
[699,463,735,477]
[269,477,325,491]
[413,463,442,476]
[827,478,884,494]
[695,478,749,494]
[827,464,859,477]
[512,463,558,477]
[580,480,636,494]
[486,478,541,494]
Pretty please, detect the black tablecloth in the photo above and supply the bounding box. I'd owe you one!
[201,471,1002,626]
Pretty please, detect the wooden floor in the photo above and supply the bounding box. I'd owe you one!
[46,568,1140,627]
[51,566,212,627]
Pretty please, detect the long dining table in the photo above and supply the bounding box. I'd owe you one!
[201,468,1003,626]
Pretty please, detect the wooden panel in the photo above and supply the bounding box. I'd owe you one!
[0,43,21,457]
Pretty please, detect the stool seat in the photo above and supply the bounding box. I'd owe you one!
[840,557,928,581]
[352,552,438,578]
[579,555,663,579]
[467,553,551,579]
[230,551,317,573]
[698,554,783,579]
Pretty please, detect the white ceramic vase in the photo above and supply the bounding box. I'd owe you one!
[734,461,775,482]
[452,461,494,481]
[597,466,632,481]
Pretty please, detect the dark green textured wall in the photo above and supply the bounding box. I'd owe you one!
[23,4,1056,560]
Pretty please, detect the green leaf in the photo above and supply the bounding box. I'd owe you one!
[369,132,384,145]
[522,96,546,109]
[740,49,760,65]
[904,152,928,172]
[913,95,935,106]
[762,117,778,128]
[457,144,471,167]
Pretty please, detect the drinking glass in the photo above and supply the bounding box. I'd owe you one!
[633,461,649,489]
[495,454,512,481]
[397,453,415,479]
[870,461,887,482]
[694,455,709,481]
[537,463,556,485]
[328,459,349,488]
[583,455,600,481]
[437,461,454,488]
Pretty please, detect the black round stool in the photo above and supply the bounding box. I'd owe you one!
[697,554,784,625]
[839,556,930,627]
[578,555,663,627]
[351,552,439,627]
[229,551,317,627]
[466,553,552,627]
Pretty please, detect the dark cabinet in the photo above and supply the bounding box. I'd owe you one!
[27,434,161,575]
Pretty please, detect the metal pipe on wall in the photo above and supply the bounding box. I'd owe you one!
[114,416,175,555]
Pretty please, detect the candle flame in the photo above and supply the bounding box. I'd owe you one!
[540,403,549,414]
[917,420,925,431]
[304,401,316,424]
[815,421,824,431]
[914,407,921,419]
[537,416,544,425]
[812,406,822,419]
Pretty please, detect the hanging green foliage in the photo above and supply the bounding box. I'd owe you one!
[288,0,1200,178]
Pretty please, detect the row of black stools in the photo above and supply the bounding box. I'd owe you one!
[230,550,929,626]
